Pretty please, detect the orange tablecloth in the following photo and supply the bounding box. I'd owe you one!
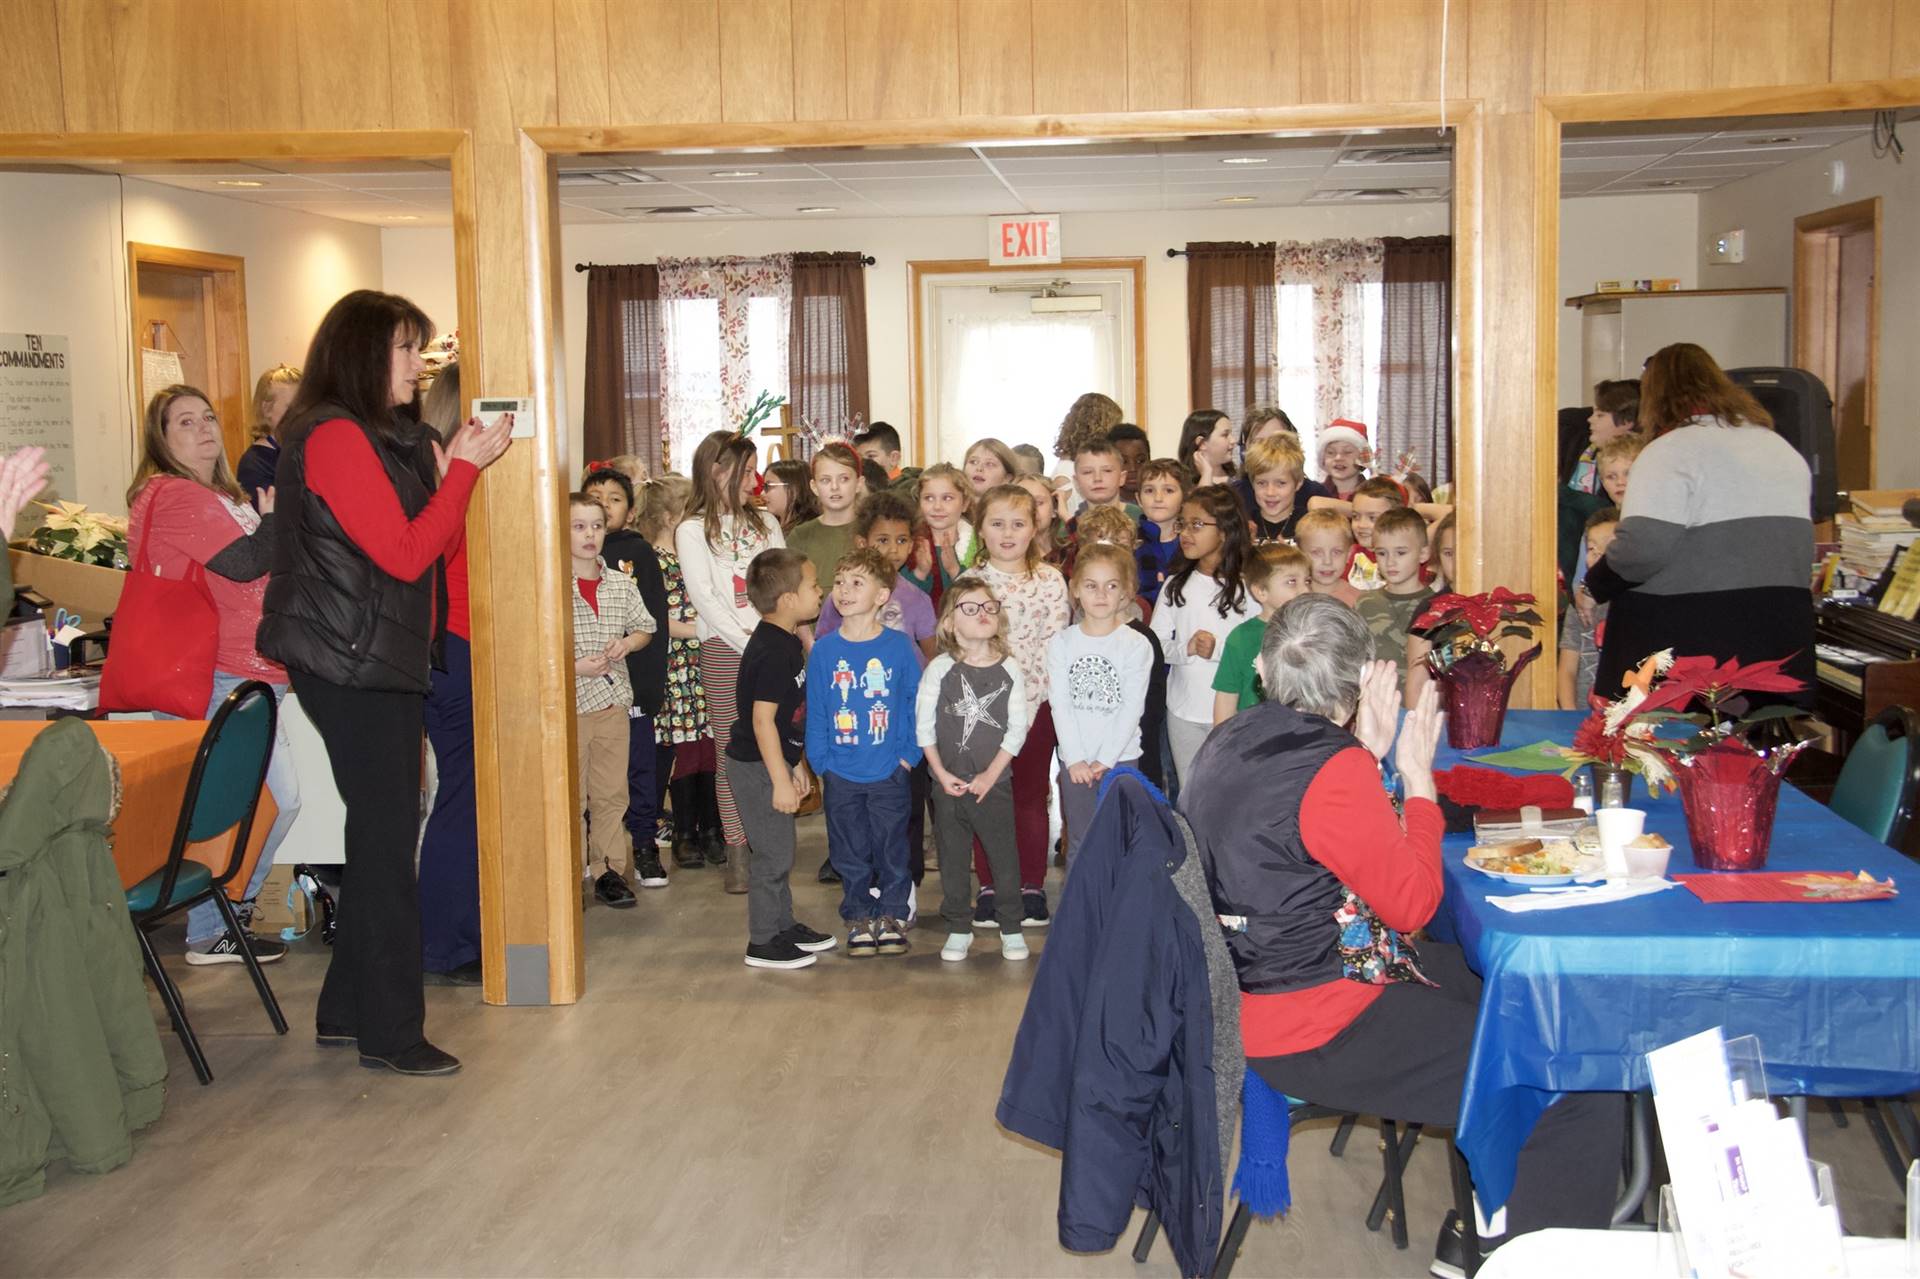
[0,720,276,895]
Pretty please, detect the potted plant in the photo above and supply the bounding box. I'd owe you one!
[1563,649,1807,870]
[1411,588,1544,748]
[29,500,129,570]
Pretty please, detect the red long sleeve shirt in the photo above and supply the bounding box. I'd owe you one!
[304,420,477,625]
[1239,746,1447,1058]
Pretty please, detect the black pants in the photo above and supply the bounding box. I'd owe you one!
[1249,943,1625,1237]
[293,670,429,1056]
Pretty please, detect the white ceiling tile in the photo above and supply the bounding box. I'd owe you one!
[1561,155,1662,173]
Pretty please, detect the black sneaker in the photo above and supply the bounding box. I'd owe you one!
[778,922,838,953]
[594,870,638,909]
[359,1041,462,1076]
[875,917,909,955]
[636,851,669,888]
[315,1024,356,1048]
[817,857,841,883]
[1021,887,1050,928]
[186,930,287,965]
[1429,1209,1469,1279]
[744,937,817,970]
[846,920,879,957]
[972,888,997,930]
[654,817,674,847]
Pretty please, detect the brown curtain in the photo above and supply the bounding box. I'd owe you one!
[581,263,664,471]
[788,251,870,443]
[1185,241,1276,424]
[1380,236,1453,482]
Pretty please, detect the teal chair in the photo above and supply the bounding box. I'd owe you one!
[1828,705,1920,850]
[125,681,288,1084]
[1824,704,1920,1185]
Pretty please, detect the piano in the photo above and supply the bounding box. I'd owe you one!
[1813,599,1920,748]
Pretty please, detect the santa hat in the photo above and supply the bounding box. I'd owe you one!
[1319,419,1370,455]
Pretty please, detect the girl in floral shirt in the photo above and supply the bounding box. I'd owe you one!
[972,483,1071,927]
[639,474,719,870]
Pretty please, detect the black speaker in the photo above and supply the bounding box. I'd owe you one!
[1727,366,1838,522]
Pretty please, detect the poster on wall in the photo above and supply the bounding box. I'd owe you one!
[140,347,184,406]
[0,333,75,521]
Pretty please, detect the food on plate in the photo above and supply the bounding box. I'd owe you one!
[1627,833,1671,851]
[1467,838,1579,877]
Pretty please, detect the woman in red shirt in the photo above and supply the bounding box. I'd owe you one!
[1180,594,1624,1263]
[257,291,510,1078]
[126,384,302,967]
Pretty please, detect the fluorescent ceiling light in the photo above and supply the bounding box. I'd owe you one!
[1216,195,1257,204]
[216,179,266,187]
[710,169,761,178]
[1221,157,1269,166]
[796,206,837,213]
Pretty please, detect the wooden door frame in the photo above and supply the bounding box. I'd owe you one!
[906,256,1148,463]
[1534,78,1920,704]
[128,242,251,464]
[1794,197,1880,487]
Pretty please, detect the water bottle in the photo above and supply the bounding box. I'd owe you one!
[1572,771,1595,816]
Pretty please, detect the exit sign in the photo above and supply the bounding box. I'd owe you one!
[988,213,1062,265]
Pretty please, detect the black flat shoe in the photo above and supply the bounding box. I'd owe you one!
[315,1024,356,1048]
[817,857,841,884]
[425,960,484,986]
[359,1041,461,1076]
[703,834,728,867]
[594,870,638,909]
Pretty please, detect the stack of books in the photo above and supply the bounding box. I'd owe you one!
[1835,490,1920,579]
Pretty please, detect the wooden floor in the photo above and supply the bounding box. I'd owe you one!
[7,815,1910,1278]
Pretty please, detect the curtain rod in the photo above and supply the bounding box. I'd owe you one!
[573,255,876,272]
[1165,248,1188,258]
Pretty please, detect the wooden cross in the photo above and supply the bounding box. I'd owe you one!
[762,403,804,461]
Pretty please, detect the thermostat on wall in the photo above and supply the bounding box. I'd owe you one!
[472,396,535,439]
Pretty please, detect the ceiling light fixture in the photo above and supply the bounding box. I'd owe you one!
[1216,195,1258,204]
[1220,157,1269,166]
[710,169,761,178]
[388,214,420,221]
[216,179,266,187]
[796,206,837,213]
[1744,135,1800,145]
[1646,179,1687,187]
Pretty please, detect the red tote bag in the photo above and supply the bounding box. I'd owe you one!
[99,535,219,720]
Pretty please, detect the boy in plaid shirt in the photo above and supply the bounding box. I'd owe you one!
[571,492,656,910]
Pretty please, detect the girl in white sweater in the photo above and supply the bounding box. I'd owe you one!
[674,431,785,885]
[1149,483,1259,792]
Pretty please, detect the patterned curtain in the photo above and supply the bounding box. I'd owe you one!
[1274,238,1384,448]
[657,254,793,469]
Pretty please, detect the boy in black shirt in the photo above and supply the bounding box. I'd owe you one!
[728,548,835,970]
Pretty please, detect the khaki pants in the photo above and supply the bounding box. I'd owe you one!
[577,705,633,879]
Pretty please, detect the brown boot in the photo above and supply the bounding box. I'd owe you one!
[723,842,750,894]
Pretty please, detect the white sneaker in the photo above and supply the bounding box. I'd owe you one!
[940,933,973,962]
[1001,933,1030,962]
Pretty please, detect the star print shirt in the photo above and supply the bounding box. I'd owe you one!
[915,653,1030,780]
[1046,623,1153,768]
[804,626,923,783]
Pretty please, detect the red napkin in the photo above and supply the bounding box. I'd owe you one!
[1435,765,1575,811]
[1675,871,1899,903]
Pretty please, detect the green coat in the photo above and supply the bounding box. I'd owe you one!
[0,717,167,1208]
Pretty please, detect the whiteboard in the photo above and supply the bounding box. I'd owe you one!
[0,333,75,522]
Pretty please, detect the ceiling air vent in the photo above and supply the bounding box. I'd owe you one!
[1336,146,1451,165]
[1307,187,1442,202]
[621,205,741,218]
[559,169,663,187]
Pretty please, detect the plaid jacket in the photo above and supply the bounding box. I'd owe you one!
[573,561,656,715]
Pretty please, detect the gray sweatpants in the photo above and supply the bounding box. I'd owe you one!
[932,778,1023,937]
[730,758,798,945]
[1057,759,1140,865]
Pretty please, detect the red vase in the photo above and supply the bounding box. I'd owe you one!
[1668,740,1801,871]
[1436,643,1542,749]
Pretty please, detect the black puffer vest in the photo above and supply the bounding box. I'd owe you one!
[256,405,445,693]
[1180,701,1358,995]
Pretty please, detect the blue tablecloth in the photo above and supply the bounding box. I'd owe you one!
[1433,710,1920,1212]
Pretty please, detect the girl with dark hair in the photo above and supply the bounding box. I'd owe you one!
[1176,409,1235,485]
[762,457,819,532]
[257,291,512,1077]
[1149,482,1259,788]
[673,431,784,892]
[126,384,302,966]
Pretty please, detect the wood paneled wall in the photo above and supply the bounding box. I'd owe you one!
[3,0,1914,1003]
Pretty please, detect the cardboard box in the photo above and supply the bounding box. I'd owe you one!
[8,548,125,624]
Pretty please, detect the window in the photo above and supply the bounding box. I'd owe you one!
[1273,280,1383,472]
[662,295,790,469]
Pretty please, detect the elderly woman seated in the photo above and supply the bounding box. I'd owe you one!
[1179,594,1624,1260]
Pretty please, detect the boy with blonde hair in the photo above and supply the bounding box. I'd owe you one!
[1295,508,1361,607]
[1242,434,1311,544]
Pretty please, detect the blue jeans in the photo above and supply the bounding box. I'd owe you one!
[822,769,912,922]
[183,674,302,946]
[420,633,480,972]
[623,711,658,844]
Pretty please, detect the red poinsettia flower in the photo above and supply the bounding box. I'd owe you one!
[1413,589,1539,641]
[1571,704,1628,765]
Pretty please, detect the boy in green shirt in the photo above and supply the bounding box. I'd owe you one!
[1211,543,1311,724]
[784,441,863,590]
[1355,507,1438,690]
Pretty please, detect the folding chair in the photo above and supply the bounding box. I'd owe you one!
[124,680,288,1084]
